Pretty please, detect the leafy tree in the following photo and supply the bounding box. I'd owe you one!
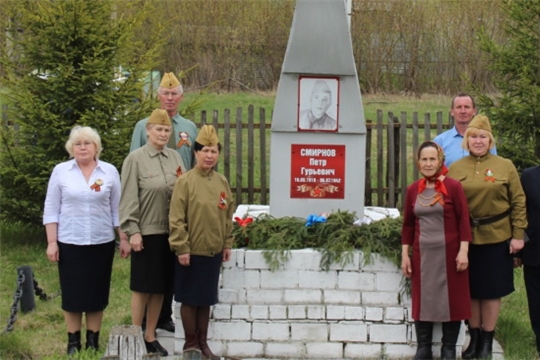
[0,0,165,225]
[472,0,540,171]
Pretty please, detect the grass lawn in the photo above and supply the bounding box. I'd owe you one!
[1,221,538,359]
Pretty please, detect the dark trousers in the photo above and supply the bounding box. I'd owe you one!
[159,285,173,321]
[524,264,540,353]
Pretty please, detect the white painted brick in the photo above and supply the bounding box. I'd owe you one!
[305,342,343,358]
[218,289,239,303]
[265,342,304,358]
[225,249,244,269]
[376,271,403,291]
[370,324,408,343]
[384,344,416,358]
[260,269,299,288]
[246,289,283,304]
[288,305,306,319]
[362,254,400,272]
[362,291,399,305]
[330,322,368,342]
[307,305,325,320]
[244,250,271,270]
[212,322,251,341]
[298,269,337,289]
[283,248,323,270]
[326,305,345,320]
[328,252,362,270]
[231,305,250,320]
[251,305,268,319]
[212,304,231,320]
[252,322,290,341]
[323,290,361,304]
[243,270,262,289]
[385,307,405,322]
[337,271,376,291]
[269,305,287,320]
[344,306,364,320]
[224,341,264,358]
[344,343,384,359]
[365,307,383,321]
[291,323,328,341]
[284,289,322,304]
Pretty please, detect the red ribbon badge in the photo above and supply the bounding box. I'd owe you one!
[234,217,253,227]
[485,169,496,183]
[90,179,103,192]
[177,132,191,149]
[218,192,227,210]
[176,166,183,177]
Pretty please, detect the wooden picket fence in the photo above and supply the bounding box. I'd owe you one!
[2,104,454,211]
[193,105,454,210]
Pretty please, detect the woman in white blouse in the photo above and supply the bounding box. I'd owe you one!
[43,126,129,355]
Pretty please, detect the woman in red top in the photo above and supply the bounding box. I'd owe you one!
[401,141,472,360]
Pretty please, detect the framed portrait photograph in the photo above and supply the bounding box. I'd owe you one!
[297,76,340,132]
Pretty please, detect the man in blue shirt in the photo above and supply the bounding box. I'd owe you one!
[434,93,496,167]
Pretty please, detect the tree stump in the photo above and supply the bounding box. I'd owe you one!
[103,325,159,360]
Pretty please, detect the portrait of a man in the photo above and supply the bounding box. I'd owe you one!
[298,77,339,131]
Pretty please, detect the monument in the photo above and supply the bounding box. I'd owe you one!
[269,0,366,218]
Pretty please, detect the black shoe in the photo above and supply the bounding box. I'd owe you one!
[145,339,168,356]
[156,319,175,332]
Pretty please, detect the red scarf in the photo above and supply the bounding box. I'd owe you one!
[417,165,449,205]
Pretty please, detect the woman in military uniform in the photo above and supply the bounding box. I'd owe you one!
[120,109,185,357]
[448,115,527,359]
[169,125,235,360]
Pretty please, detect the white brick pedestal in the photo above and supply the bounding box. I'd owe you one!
[173,249,466,359]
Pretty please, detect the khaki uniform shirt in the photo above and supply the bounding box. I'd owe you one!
[120,144,185,236]
[448,153,527,245]
[169,167,235,257]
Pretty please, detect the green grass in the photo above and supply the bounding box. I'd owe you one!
[1,220,538,359]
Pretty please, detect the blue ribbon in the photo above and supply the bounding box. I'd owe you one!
[305,214,327,227]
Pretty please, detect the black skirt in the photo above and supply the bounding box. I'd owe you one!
[130,234,175,294]
[174,253,222,306]
[469,240,514,299]
[58,240,115,312]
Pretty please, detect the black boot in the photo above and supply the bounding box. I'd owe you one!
[440,321,461,360]
[414,321,433,360]
[462,327,481,359]
[67,331,81,355]
[86,330,100,350]
[477,330,494,359]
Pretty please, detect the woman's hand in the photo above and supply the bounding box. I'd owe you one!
[401,254,412,278]
[178,253,190,266]
[129,233,144,252]
[509,238,524,254]
[46,242,59,262]
[222,248,231,262]
[456,250,469,272]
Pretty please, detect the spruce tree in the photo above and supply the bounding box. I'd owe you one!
[0,0,165,224]
[473,0,540,171]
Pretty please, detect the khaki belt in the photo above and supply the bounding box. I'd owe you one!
[470,209,511,227]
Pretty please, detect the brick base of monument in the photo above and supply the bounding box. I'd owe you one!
[173,249,467,359]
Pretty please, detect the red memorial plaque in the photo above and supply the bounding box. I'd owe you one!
[290,144,345,199]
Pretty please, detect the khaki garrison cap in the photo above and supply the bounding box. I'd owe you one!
[160,72,181,88]
[468,115,492,132]
[147,109,171,126]
[196,125,219,146]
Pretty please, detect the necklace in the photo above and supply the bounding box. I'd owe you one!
[417,191,442,207]
[419,192,437,200]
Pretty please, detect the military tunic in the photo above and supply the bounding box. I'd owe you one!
[448,153,527,245]
[169,166,235,306]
